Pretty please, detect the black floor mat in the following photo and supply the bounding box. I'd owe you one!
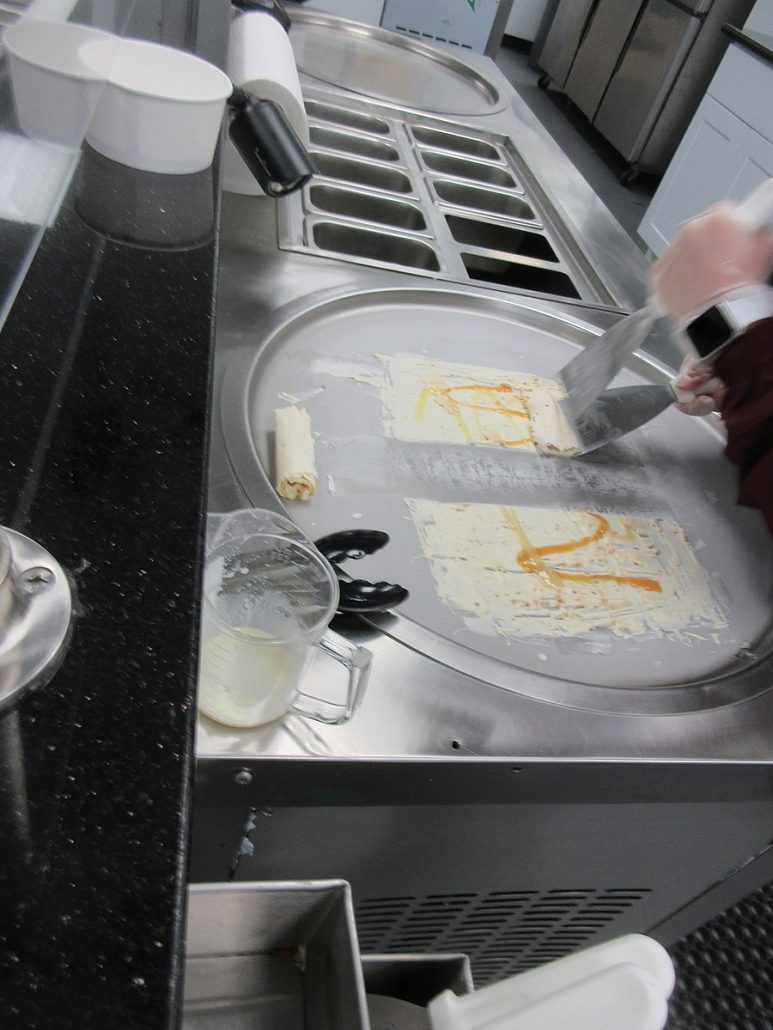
[667,881,773,1029]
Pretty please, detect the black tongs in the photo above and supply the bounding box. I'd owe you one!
[315,530,409,614]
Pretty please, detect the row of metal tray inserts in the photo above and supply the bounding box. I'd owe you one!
[284,97,584,302]
[183,880,471,1029]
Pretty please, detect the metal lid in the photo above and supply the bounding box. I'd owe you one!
[0,528,10,591]
[289,12,504,116]
[0,527,72,713]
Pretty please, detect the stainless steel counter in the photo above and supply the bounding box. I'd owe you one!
[199,11,773,764]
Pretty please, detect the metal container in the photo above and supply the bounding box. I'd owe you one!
[363,952,473,1000]
[280,90,596,303]
[363,953,473,1030]
[183,880,369,1030]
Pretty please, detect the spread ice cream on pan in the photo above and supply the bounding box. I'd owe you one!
[407,499,727,640]
[378,354,581,455]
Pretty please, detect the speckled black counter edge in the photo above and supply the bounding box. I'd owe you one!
[0,2,230,1027]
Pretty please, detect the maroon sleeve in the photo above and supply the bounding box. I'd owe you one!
[714,318,773,534]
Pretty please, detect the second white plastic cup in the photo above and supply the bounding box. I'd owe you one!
[82,37,233,174]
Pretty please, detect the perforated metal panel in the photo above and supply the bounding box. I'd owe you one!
[667,880,773,1030]
[355,887,652,985]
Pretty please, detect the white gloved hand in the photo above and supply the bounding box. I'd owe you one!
[672,355,728,416]
[650,203,773,323]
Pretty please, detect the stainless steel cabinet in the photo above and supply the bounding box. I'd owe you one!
[592,0,699,164]
[538,0,755,175]
[537,0,595,90]
[563,0,646,123]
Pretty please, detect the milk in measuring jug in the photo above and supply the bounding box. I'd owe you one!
[198,627,299,728]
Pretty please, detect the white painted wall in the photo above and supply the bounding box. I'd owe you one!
[744,0,773,34]
[505,0,550,42]
[297,0,384,25]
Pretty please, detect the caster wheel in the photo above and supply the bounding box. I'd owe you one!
[620,165,640,186]
[537,73,550,91]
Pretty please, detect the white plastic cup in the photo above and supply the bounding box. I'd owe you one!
[81,37,233,174]
[2,19,117,146]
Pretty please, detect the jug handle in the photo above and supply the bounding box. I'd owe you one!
[292,629,371,724]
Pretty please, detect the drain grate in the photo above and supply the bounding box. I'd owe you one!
[355,887,652,985]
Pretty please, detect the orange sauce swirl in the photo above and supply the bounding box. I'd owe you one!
[415,381,531,447]
[514,511,662,593]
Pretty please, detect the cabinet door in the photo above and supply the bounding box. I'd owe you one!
[639,94,773,255]
[564,0,646,122]
[592,0,698,166]
[538,0,596,90]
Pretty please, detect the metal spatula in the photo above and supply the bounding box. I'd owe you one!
[567,382,691,454]
[556,178,773,453]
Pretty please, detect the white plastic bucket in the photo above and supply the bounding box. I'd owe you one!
[2,19,116,146]
[82,37,233,174]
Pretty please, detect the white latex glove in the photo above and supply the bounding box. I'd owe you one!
[672,355,728,416]
[650,203,773,323]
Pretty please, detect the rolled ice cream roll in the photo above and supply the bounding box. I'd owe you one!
[275,405,316,500]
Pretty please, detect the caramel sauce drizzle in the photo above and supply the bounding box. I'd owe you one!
[502,508,662,593]
[415,381,532,447]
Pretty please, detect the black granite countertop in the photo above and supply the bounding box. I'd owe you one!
[0,2,229,1027]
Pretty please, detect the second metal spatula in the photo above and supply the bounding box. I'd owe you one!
[557,178,773,454]
[566,383,686,454]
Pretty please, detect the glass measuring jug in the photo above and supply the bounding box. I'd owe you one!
[198,510,370,729]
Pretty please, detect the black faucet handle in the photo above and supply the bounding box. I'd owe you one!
[227,96,316,197]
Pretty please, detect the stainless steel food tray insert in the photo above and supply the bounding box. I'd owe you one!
[279,88,604,303]
[220,287,772,710]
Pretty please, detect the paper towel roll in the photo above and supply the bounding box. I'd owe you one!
[225,11,309,195]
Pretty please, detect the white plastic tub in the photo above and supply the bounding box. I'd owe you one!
[82,37,233,174]
[2,19,116,146]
